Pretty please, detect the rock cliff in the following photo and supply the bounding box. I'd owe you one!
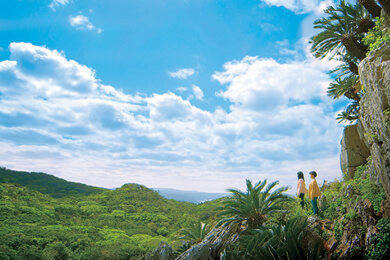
[341,44,390,198]
[340,124,370,178]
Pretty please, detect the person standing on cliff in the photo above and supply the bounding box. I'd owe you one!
[296,171,308,209]
[308,171,321,215]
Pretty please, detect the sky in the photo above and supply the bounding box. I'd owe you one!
[0,0,351,194]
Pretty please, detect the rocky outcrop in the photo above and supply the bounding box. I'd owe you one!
[380,198,390,218]
[176,224,240,260]
[310,198,379,259]
[335,198,379,259]
[358,44,390,198]
[142,242,175,260]
[340,124,371,178]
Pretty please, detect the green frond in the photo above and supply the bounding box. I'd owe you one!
[328,74,359,99]
[310,0,371,60]
[217,179,290,230]
[336,101,360,123]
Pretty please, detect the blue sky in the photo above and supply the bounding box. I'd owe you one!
[0,0,350,193]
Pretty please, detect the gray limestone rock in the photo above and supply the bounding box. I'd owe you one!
[340,124,370,178]
[142,241,175,260]
[358,43,390,198]
[175,224,240,260]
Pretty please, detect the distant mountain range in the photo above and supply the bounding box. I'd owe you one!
[153,188,228,204]
[0,166,227,203]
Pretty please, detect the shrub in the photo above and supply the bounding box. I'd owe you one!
[366,218,390,260]
[363,18,390,54]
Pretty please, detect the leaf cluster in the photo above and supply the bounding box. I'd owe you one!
[363,17,390,53]
[216,179,292,230]
[366,218,390,260]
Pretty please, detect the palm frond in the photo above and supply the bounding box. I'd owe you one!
[336,101,360,123]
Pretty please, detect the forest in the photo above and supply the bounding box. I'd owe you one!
[0,167,220,259]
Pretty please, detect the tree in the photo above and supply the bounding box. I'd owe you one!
[216,179,291,230]
[310,0,371,61]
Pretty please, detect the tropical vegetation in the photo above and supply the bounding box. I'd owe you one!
[310,0,390,123]
[0,174,220,259]
[213,179,318,259]
[216,179,292,230]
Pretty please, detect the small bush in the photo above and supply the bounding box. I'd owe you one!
[363,18,390,54]
[366,218,390,260]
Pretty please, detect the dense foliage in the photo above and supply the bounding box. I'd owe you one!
[0,182,219,259]
[363,17,390,52]
[0,167,106,198]
[310,0,390,123]
[319,163,386,220]
[213,179,316,259]
[366,218,390,259]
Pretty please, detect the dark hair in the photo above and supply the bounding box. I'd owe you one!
[309,171,317,178]
[297,171,304,180]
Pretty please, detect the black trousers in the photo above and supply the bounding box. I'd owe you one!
[299,193,305,208]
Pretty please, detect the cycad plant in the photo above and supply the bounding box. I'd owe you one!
[336,101,360,123]
[310,0,371,61]
[216,179,291,230]
[176,220,211,254]
[310,0,379,124]
[221,217,314,259]
[238,217,309,259]
[327,74,361,101]
[178,219,211,244]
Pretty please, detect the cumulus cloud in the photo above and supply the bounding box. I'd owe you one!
[260,0,330,14]
[0,42,343,193]
[168,68,195,79]
[214,56,329,110]
[212,54,342,165]
[192,85,204,100]
[49,0,71,11]
[69,14,103,33]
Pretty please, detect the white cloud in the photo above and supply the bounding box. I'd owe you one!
[192,85,204,100]
[260,0,331,14]
[168,68,195,79]
[69,14,103,33]
[175,86,188,93]
[214,55,330,111]
[49,0,71,11]
[0,42,344,193]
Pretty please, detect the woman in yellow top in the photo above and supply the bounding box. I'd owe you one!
[296,171,307,209]
[308,171,321,215]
